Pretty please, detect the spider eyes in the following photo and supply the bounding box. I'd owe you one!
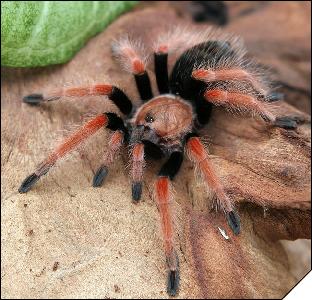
[145,113,154,123]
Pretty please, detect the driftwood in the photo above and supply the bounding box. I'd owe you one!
[1,2,311,298]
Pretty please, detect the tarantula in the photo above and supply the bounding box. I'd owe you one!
[18,27,295,296]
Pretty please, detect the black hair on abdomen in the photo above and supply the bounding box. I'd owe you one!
[169,41,236,125]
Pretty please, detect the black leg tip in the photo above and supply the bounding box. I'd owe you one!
[132,182,142,202]
[274,116,298,130]
[226,210,240,235]
[92,166,108,187]
[23,94,44,105]
[18,173,40,193]
[167,270,179,297]
[266,92,284,102]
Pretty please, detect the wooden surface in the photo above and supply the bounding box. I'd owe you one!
[1,2,311,298]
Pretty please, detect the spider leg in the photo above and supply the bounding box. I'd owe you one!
[155,151,183,296]
[274,116,298,129]
[23,84,133,115]
[185,134,240,235]
[93,130,124,187]
[112,38,153,101]
[130,142,145,202]
[129,138,165,202]
[192,68,267,96]
[134,72,153,102]
[18,113,127,193]
[203,89,276,123]
[154,46,169,94]
[195,74,297,129]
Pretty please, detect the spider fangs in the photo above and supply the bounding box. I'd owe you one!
[18,27,296,297]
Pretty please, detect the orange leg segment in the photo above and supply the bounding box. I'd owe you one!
[122,47,146,75]
[23,84,113,102]
[186,136,240,235]
[204,89,276,122]
[19,114,108,194]
[131,142,145,202]
[155,176,179,296]
[112,38,153,101]
[112,38,147,75]
[192,68,267,95]
[93,130,124,187]
[23,84,133,115]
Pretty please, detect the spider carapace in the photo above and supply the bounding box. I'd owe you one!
[19,27,295,296]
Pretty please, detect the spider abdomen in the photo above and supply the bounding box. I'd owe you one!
[169,41,235,100]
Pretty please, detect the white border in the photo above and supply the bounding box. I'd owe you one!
[284,272,312,300]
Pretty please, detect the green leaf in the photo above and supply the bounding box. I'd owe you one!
[1,1,138,67]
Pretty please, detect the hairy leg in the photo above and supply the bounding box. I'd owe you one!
[155,151,183,296]
[93,130,124,187]
[23,84,133,115]
[192,68,267,96]
[19,113,127,193]
[154,45,169,94]
[204,89,276,123]
[185,134,240,235]
[112,37,153,101]
[200,87,296,129]
[130,142,145,202]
